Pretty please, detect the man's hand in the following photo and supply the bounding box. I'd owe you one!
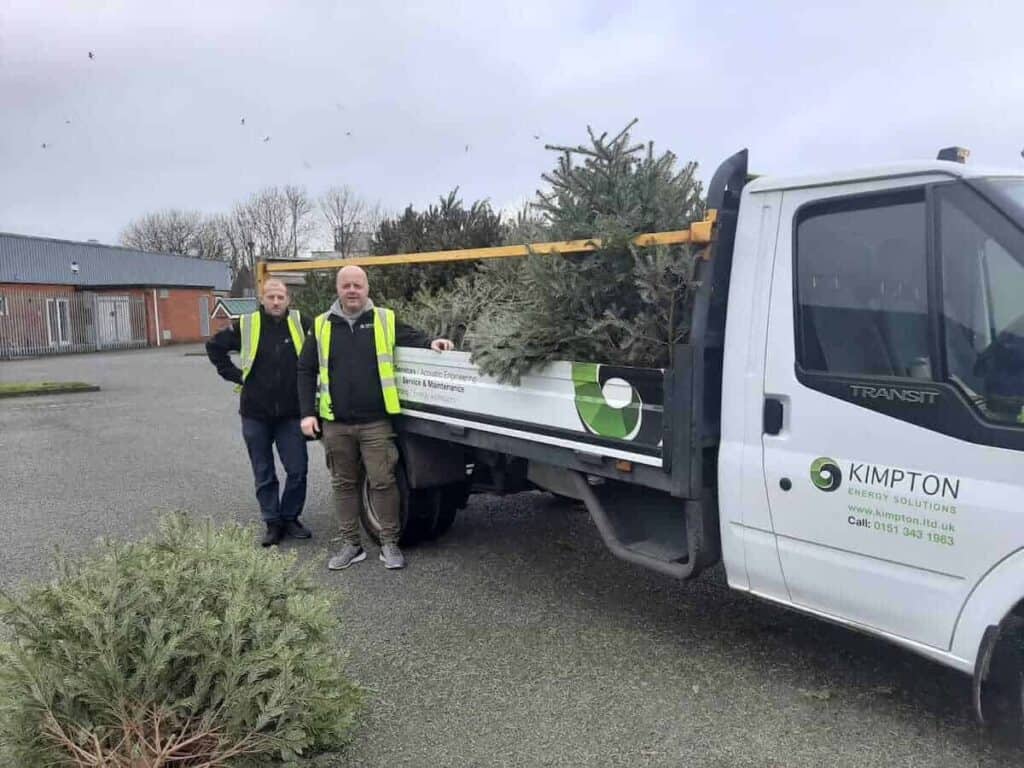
[431,338,454,352]
[301,417,320,438]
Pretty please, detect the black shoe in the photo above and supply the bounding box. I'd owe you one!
[261,522,285,547]
[283,519,312,539]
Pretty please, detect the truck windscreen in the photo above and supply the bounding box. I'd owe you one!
[973,177,1024,229]
[941,178,1024,423]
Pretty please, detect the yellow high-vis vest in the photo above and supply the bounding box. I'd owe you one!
[314,307,399,420]
[236,309,305,392]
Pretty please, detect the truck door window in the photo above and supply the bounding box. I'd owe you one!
[795,189,930,379]
[937,185,1024,426]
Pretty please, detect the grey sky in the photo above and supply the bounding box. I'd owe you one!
[2,0,1023,249]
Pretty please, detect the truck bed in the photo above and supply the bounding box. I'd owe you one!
[394,346,719,579]
[390,346,711,498]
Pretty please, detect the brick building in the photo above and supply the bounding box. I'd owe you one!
[0,232,230,359]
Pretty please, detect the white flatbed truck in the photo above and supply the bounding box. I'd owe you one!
[266,147,1024,735]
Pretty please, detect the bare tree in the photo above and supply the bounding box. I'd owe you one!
[234,186,316,262]
[320,186,362,256]
[254,188,289,260]
[195,217,228,262]
[283,185,317,259]
[319,186,382,256]
[208,184,319,282]
[212,212,246,277]
[120,209,223,258]
[120,187,320,294]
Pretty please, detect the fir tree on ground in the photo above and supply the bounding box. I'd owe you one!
[0,515,362,767]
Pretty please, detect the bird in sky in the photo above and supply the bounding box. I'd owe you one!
[465,144,470,152]
[88,51,94,60]
[41,143,49,149]
[65,119,72,125]
[262,135,271,143]
[240,117,245,125]
[345,131,352,137]
[533,134,541,140]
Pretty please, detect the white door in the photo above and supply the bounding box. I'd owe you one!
[46,298,70,346]
[97,296,131,346]
[761,177,1024,650]
[97,297,115,346]
[114,298,132,341]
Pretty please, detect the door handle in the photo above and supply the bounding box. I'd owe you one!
[763,397,784,435]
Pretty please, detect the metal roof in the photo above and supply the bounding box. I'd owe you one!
[212,297,259,317]
[0,232,231,290]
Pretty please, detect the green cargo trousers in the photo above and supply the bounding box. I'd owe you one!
[321,419,401,545]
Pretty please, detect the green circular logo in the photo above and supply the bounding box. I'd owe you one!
[572,362,641,440]
[810,457,842,492]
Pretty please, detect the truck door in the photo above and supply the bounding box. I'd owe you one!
[761,177,1024,650]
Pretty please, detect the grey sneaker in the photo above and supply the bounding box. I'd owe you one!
[379,543,406,570]
[327,544,366,570]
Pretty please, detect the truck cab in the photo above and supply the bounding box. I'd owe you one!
[718,158,1024,726]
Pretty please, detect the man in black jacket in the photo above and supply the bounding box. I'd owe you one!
[206,278,313,546]
[297,265,453,570]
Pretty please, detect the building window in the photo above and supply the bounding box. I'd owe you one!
[0,295,7,316]
[795,188,930,379]
[158,288,170,299]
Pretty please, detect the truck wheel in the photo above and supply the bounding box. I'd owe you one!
[984,617,1024,744]
[360,463,439,547]
[433,482,470,539]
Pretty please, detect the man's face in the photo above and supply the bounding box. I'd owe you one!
[261,281,289,317]
[337,269,369,313]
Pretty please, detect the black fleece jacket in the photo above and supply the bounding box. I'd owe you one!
[205,308,312,422]
[297,307,430,423]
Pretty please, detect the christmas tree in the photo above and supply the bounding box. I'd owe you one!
[463,119,706,382]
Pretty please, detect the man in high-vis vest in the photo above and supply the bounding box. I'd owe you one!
[297,265,453,570]
[206,278,313,547]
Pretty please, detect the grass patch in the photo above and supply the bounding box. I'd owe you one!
[0,381,100,398]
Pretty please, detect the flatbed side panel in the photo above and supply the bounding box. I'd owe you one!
[394,348,666,466]
[396,413,678,494]
[402,408,661,467]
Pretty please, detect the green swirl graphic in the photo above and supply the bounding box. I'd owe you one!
[810,457,842,492]
[572,362,640,439]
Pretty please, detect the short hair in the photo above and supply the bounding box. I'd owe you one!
[261,278,288,295]
[336,265,367,281]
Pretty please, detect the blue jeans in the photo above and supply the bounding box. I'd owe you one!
[241,417,308,523]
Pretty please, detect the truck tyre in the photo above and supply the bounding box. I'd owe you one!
[360,463,437,547]
[360,469,467,546]
[984,616,1024,745]
[433,482,470,538]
